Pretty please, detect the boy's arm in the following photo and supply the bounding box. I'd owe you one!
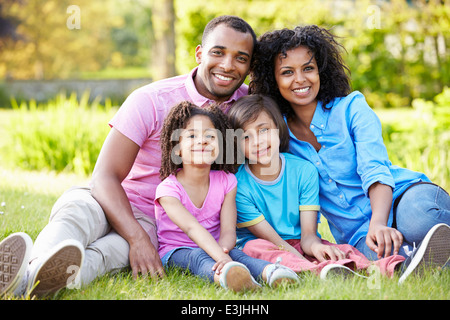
[300,210,346,261]
[247,219,306,259]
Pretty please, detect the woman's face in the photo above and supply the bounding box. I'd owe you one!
[274,46,320,110]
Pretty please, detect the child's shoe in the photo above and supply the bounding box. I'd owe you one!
[265,257,299,287]
[320,264,368,280]
[0,233,33,296]
[398,223,450,284]
[219,261,261,292]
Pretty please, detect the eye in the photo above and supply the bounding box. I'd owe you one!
[259,128,269,134]
[237,56,248,63]
[281,69,293,76]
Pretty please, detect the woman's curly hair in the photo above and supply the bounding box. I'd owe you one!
[249,25,351,119]
[159,101,236,180]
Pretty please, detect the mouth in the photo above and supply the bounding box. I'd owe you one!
[213,73,234,83]
[254,147,270,157]
[293,87,310,94]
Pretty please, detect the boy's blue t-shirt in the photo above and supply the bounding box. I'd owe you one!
[235,153,320,249]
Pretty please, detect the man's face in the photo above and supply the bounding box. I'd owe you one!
[194,24,254,103]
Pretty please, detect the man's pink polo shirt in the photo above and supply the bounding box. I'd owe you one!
[108,67,248,218]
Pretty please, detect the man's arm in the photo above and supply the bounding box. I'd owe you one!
[90,128,165,279]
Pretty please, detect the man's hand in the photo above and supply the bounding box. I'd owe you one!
[129,235,165,280]
[366,223,403,259]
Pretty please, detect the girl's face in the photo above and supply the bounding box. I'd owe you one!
[240,111,280,168]
[274,46,320,110]
[177,115,220,166]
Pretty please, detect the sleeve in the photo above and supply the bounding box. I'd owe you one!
[109,87,157,147]
[235,180,265,229]
[298,163,321,212]
[348,92,395,195]
[155,178,182,205]
[224,172,238,194]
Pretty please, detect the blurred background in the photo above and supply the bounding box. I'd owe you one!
[0,0,449,189]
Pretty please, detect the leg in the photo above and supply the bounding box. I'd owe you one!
[81,204,158,285]
[395,183,450,247]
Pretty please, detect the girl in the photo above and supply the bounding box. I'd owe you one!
[249,25,450,282]
[228,94,404,278]
[155,101,298,292]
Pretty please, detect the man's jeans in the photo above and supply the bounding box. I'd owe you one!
[165,247,270,283]
[355,183,450,260]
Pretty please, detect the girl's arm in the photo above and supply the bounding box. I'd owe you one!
[247,219,306,260]
[366,182,403,258]
[158,196,232,273]
[300,211,346,262]
[218,187,238,253]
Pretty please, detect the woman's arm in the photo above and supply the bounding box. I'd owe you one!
[300,211,346,261]
[366,182,403,258]
[158,196,232,272]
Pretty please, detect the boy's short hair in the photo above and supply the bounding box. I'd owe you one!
[228,94,290,153]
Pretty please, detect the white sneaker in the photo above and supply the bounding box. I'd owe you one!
[0,233,33,296]
[265,257,299,287]
[219,261,261,292]
[24,239,84,297]
[398,223,450,284]
[320,264,368,280]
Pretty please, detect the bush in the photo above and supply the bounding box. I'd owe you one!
[4,91,117,176]
[381,87,450,190]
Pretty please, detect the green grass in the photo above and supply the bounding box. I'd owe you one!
[1,166,449,300]
[1,90,449,300]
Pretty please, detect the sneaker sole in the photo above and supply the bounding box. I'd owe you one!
[399,223,450,284]
[224,265,260,292]
[0,233,33,296]
[29,241,83,297]
[320,264,368,280]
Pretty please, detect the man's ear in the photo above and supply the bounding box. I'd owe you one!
[195,45,203,64]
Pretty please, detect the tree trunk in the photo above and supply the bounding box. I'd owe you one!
[151,0,176,80]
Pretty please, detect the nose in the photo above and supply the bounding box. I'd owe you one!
[294,70,306,84]
[220,54,235,72]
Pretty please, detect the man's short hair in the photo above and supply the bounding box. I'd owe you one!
[201,15,257,50]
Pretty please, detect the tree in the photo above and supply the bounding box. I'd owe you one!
[151,0,176,80]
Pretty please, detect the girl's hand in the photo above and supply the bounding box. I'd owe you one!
[311,243,347,262]
[366,223,403,258]
[212,255,233,274]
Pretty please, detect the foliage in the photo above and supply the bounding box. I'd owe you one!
[381,87,450,190]
[2,92,116,176]
[175,0,450,108]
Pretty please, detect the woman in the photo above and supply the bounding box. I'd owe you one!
[249,25,450,281]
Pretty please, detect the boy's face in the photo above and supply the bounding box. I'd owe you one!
[240,111,280,169]
[194,24,254,103]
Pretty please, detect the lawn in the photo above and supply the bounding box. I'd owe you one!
[1,166,449,301]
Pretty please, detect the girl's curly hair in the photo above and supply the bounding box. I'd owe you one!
[159,101,236,180]
[249,25,351,119]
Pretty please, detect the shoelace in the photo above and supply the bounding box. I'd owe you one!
[403,242,417,257]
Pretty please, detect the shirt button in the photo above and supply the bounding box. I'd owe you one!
[316,161,321,166]
[328,179,332,183]
[310,125,315,129]
[339,195,343,199]
[320,124,324,128]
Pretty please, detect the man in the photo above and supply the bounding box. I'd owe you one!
[0,15,256,297]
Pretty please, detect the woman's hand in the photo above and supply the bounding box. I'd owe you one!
[366,222,403,258]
